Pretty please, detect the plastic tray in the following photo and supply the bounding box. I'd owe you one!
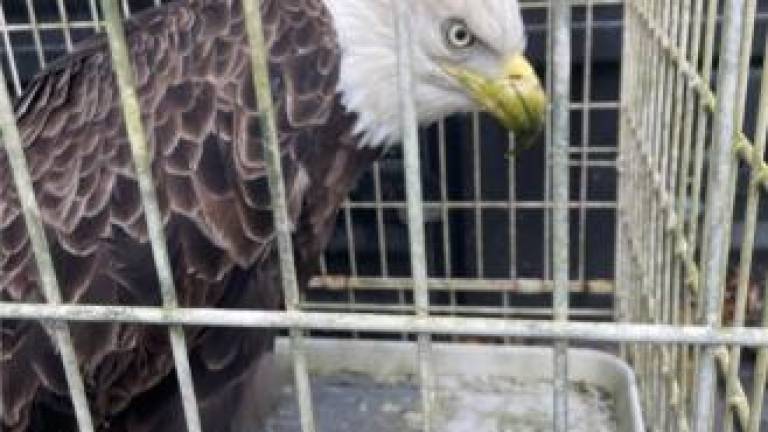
[267,338,645,432]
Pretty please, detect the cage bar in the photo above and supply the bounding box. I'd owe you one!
[672,0,699,427]
[307,276,614,294]
[21,0,45,67]
[301,302,613,320]
[550,1,571,430]
[577,0,593,288]
[688,0,717,425]
[694,0,745,430]
[2,1,768,431]
[0,55,94,432]
[88,0,102,31]
[393,1,435,429]
[0,5,24,96]
[5,303,768,346]
[746,31,768,432]
[722,0,760,430]
[100,2,203,430]
[53,0,73,51]
[240,1,317,431]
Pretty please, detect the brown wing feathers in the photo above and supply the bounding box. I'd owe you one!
[0,1,379,430]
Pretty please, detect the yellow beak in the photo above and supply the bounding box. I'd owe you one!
[445,55,547,153]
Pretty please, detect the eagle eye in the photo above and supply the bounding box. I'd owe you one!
[443,19,475,49]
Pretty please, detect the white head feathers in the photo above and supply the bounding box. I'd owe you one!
[324,0,527,147]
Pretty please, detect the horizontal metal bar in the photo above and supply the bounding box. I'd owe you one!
[340,201,616,210]
[301,302,614,319]
[0,20,104,32]
[569,147,618,154]
[3,304,768,346]
[309,276,614,294]
[569,102,620,109]
[520,0,623,7]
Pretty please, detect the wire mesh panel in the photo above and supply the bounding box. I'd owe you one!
[618,0,768,430]
[0,3,624,325]
[306,0,624,325]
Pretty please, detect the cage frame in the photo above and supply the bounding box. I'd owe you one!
[0,1,767,432]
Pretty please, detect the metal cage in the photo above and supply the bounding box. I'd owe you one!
[1,0,768,431]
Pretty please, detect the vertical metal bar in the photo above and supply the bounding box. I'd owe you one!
[678,0,705,422]
[653,0,671,424]
[88,0,102,32]
[318,253,328,275]
[0,5,23,96]
[578,0,593,287]
[393,1,434,430]
[438,120,456,325]
[688,0,718,421]
[615,0,632,360]
[473,112,484,278]
[342,200,359,333]
[670,0,688,425]
[645,0,661,421]
[22,0,46,67]
[240,1,316,431]
[723,1,758,430]
[644,0,658,417]
[544,2,553,283]
[624,0,642,374]
[100,2,202,431]
[745,31,768,432]
[640,3,652,410]
[671,0,695,427]
[343,204,358,277]
[0,64,95,432]
[55,0,74,51]
[662,0,684,427]
[693,0,745,429]
[551,1,571,430]
[372,162,389,278]
[438,120,452,279]
[634,0,651,413]
[506,128,517,341]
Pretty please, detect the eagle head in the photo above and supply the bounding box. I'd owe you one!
[326,0,547,148]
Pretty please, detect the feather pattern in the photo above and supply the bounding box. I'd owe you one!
[0,1,380,430]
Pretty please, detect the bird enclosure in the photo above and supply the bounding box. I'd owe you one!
[1,0,768,431]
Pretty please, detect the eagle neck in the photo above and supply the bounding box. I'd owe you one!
[324,0,401,149]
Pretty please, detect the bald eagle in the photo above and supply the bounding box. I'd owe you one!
[0,0,545,430]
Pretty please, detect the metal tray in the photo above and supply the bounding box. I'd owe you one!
[266,338,644,432]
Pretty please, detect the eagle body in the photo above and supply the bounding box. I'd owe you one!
[1,0,541,430]
[1,1,379,430]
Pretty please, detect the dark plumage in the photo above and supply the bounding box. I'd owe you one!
[1,1,379,430]
[1,0,545,429]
